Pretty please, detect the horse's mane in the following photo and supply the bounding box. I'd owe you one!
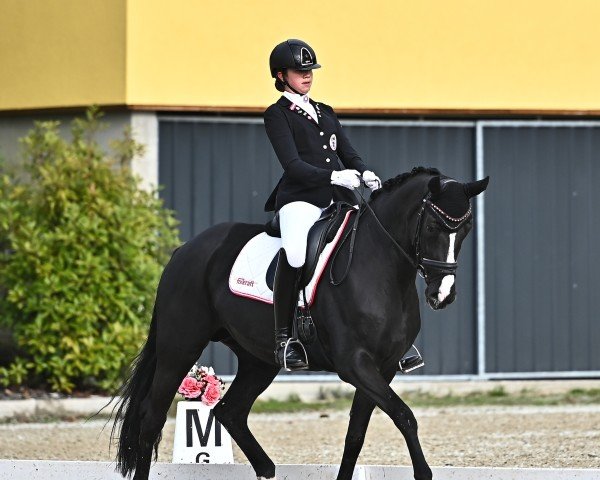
[370,166,441,200]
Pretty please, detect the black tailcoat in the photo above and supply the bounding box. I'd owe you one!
[264,96,368,212]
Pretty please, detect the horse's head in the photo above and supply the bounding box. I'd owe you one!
[417,175,489,310]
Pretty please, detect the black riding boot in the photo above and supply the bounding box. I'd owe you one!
[273,249,308,371]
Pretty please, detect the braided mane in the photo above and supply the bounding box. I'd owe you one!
[369,166,441,200]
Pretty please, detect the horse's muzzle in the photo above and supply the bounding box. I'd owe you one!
[425,282,456,310]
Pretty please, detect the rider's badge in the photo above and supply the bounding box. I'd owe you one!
[329,134,337,151]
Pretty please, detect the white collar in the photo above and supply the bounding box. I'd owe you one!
[283,91,311,105]
[283,91,318,123]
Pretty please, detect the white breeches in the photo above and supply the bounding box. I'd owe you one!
[278,201,326,268]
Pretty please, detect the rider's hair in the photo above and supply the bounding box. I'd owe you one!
[274,70,286,92]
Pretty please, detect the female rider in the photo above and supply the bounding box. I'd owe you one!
[264,39,382,370]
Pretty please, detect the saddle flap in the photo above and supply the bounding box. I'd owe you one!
[265,250,279,290]
[299,202,355,287]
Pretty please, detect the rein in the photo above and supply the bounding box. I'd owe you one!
[329,182,416,285]
[329,180,472,285]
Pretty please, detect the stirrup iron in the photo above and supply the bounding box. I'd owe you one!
[282,337,308,371]
[399,345,424,374]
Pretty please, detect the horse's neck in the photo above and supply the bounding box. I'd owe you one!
[367,177,428,255]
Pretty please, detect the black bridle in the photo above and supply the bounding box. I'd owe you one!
[329,182,473,285]
[413,194,472,279]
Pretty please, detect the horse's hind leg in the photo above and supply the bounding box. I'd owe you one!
[337,353,432,480]
[133,312,211,480]
[336,366,397,480]
[213,348,279,480]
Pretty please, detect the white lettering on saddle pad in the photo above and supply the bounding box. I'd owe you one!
[228,210,353,306]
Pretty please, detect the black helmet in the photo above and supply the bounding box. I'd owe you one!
[269,39,321,78]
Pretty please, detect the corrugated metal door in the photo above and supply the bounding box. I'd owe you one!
[158,117,477,375]
[483,125,600,373]
[158,119,279,239]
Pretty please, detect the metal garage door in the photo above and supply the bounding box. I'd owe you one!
[481,123,600,374]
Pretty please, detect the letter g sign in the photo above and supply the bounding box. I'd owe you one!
[196,452,210,463]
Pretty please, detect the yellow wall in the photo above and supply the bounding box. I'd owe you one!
[3,0,600,113]
[0,0,126,111]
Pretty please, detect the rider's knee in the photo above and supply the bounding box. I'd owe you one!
[284,246,306,268]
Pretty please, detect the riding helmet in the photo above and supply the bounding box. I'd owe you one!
[269,39,321,78]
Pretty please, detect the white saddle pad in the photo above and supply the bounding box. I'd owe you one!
[229,210,353,306]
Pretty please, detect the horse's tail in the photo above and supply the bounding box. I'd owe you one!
[111,304,158,478]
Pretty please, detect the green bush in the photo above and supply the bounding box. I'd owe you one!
[0,107,180,392]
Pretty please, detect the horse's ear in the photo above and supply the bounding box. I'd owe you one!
[428,176,443,195]
[463,176,490,198]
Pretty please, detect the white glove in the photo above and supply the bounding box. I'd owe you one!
[331,169,361,190]
[362,170,382,191]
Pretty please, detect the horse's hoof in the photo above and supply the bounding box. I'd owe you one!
[257,477,276,480]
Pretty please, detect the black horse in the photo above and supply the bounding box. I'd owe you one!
[111,166,488,480]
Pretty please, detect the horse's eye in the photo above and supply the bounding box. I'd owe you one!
[426,224,438,233]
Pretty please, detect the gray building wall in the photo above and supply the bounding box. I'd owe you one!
[0,111,158,192]
[0,112,131,166]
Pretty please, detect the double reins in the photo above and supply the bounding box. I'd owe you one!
[329,180,417,286]
[329,178,472,285]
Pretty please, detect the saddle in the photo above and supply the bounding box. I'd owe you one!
[264,201,356,290]
[228,202,356,347]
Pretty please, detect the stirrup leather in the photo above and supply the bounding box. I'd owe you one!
[399,345,425,374]
[281,337,309,371]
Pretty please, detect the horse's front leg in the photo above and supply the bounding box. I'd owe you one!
[336,366,397,480]
[336,351,432,480]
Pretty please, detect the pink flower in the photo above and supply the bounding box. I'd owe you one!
[178,376,202,399]
[201,382,221,406]
[205,375,221,386]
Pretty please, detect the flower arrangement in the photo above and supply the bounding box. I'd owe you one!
[177,365,224,406]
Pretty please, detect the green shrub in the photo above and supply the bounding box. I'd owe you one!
[0,107,180,392]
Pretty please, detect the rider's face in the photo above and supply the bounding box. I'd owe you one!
[279,69,313,94]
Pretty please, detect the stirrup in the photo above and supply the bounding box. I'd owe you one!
[282,337,309,371]
[399,345,424,374]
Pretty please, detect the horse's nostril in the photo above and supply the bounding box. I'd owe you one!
[426,296,440,309]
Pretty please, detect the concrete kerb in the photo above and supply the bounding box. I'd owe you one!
[1,379,600,419]
[0,396,115,420]
[1,461,599,480]
[259,378,600,403]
